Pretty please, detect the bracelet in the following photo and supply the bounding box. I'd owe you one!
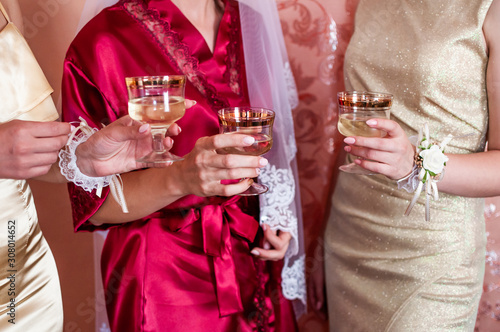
[59,117,129,213]
[403,123,452,221]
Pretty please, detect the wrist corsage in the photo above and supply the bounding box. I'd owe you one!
[59,117,129,213]
[401,123,452,221]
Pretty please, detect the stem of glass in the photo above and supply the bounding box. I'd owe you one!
[151,127,167,153]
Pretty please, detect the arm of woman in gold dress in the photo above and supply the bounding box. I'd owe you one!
[342,0,500,198]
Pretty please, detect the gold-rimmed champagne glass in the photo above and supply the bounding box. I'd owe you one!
[337,91,393,174]
[126,75,186,163]
[218,107,275,196]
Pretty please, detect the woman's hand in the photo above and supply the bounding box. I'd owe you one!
[75,115,181,177]
[250,224,292,261]
[343,118,415,180]
[168,133,269,197]
[0,120,71,179]
[76,100,196,177]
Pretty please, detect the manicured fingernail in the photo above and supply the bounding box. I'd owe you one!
[344,146,351,152]
[366,119,377,126]
[70,125,77,132]
[344,137,355,144]
[262,224,267,231]
[256,168,261,175]
[139,124,149,133]
[354,159,362,165]
[250,249,260,256]
[316,302,322,310]
[243,136,255,145]
[259,158,268,166]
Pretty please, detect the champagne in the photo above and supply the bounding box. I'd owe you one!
[338,113,387,137]
[220,132,272,156]
[129,95,185,128]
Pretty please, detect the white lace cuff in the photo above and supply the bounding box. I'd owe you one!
[59,118,129,213]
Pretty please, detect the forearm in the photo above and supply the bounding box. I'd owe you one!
[437,150,500,197]
[90,165,186,224]
[32,162,66,183]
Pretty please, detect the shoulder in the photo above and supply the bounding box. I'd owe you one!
[66,5,134,63]
[484,0,500,53]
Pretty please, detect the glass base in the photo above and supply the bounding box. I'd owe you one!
[339,163,374,175]
[137,151,184,164]
[238,183,269,196]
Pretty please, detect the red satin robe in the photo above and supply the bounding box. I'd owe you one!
[61,0,297,331]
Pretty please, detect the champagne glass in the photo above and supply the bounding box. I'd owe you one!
[126,75,186,163]
[337,91,393,174]
[218,107,275,196]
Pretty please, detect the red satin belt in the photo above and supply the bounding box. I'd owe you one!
[156,195,259,317]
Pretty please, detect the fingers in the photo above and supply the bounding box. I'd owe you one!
[166,123,181,137]
[199,133,256,150]
[31,121,72,138]
[251,226,291,261]
[366,118,406,138]
[185,99,197,109]
[216,178,254,196]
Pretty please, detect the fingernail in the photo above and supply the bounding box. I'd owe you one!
[243,136,255,145]
[344,146,351,153]
[259,158,268,166]
[354,159,362,165]
[256,168,261,175]
[316,302,322,310]
[191,100,197,106]
[263,242,271,250]
[250,249,260,256]
[139,124,149,133]
[70,125,77,132]
[366,119,377,126]
[344,137,355,144]
[178,126,182,133]
[262,224,267,231]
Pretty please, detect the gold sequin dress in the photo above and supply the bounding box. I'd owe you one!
[0,3,63,331]
[325,0,493,331]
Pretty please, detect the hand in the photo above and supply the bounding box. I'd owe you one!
[250,224,292,261]
[0,120,71,179]
[171,133,268,197]
[76,115,181,177]
[343,118,415,179]
[307,241,327,320]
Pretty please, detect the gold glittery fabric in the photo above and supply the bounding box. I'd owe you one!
[324,0,493,331]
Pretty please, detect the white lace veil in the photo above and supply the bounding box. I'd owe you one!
[238,0,306,315]
[78,0,306,325]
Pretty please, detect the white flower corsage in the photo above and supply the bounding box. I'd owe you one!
[403,123,453,221]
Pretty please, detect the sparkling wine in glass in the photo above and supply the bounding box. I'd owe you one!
[337,91,393,174]
[218,107,275,196]
[126,75,186,163]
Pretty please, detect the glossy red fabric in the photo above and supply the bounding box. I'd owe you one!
[61,0,297,331]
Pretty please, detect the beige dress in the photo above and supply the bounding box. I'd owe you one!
[325,0,493,331]
[0,3,63,331]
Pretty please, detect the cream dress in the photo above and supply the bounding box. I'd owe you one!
[325,0,493,331]
[0,3,63,331]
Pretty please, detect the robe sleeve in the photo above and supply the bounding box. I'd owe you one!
[61,58,119,232]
